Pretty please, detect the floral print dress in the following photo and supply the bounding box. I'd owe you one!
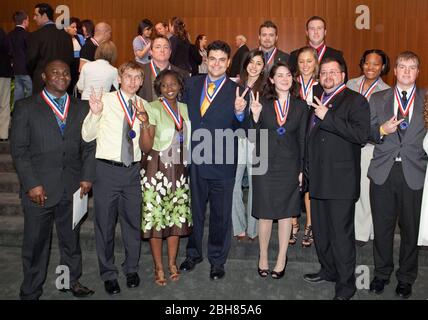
[140,126,192,239]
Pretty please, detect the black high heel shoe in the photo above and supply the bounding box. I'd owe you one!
[257,255,269,277]
[271,257,288,279]
[258,267,270,277]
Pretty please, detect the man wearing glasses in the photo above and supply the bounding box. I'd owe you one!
[303,57,370,300]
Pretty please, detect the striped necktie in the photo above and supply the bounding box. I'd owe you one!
[200,82,216,117]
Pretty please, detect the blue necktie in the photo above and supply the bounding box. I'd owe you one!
[54,97,66,135]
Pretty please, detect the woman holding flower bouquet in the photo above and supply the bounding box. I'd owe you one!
[139,69,192,286]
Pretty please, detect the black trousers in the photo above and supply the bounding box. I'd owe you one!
[186,165,235,267]
[93,160,142,281]
[311,198,357,298]
[370,162,422,284]
[20,191,82,300]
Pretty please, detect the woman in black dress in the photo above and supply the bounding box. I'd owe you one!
[250,62,308,279]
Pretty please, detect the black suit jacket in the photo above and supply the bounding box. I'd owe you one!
[7,26,30,75]
[289,46,347,80]
[10,93,96,208]
[228,44,249,77]
[26,24,74,93]
[169,35,191,73]
[307,88,370,200]
[137,62,189,102]
[183,75,249,180]
[189,44,203,76]
[0,28,12,77]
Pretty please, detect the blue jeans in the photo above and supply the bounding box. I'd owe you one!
[14,75,33,102]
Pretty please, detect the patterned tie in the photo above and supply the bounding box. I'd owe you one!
[120,99,134,166]
[397,90,408,136]
[54,97,66,135]
[200,82,216,117]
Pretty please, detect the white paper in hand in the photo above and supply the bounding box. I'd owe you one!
[73,188,88,230]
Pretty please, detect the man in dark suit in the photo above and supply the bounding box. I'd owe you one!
[304,57,370,300]
[26,3,73,93]
[137,35,189,101]
[7,11,32,102]
[258,20,289,73]
[228,35,249,77]
[179,40,248,280]
[289,16,347,80]
[10,60,96,300]
[0,27,12,141]
[367,51,427,299]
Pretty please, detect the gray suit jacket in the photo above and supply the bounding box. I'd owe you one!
[368,87,427,190]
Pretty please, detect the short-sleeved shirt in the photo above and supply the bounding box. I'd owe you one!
[133,36,151,64]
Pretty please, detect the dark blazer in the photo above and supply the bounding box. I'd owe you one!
[307,88,370,200]
[368,87,427,190]
[183,75,249,180]
[228,44,249,77]
[188,44,203,76]
[6,26,29,75]
[137,62,189,102]
[253,96,308,172]
[10,93,96,208]
[26,24,74,93]
[289,46,347,80]
[0,28,12,77]
[169,35,191,73]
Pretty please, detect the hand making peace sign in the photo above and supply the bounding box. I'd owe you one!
[234,86,249,114]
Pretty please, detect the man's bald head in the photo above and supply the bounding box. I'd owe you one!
[42,60,71,95]
[94,22,112,43]
[235,35,247,47]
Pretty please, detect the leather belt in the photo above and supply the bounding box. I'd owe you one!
[98,158,139,167]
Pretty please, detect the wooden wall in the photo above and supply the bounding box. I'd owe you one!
[1,0,427,87]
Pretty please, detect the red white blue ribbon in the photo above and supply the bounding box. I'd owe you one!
[299,75,315,101]
[41,89,70,122]
[204,76,226,104]
[358,77,379,99]
[117,91,136,128]
[150,60,171,78]
[274,93,290,126]
[139,35,150,46]
[266,47,277,66]
[160,97,182,130]
[395,85,416,118]
[320,83,347,107]
[316,43,326,62]
[90,37,99,47]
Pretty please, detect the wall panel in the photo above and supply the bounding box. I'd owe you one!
[0,0,427,87]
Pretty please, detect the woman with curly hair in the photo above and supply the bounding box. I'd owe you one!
[139,69,192,286]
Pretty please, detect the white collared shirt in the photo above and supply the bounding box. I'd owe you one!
[395,85,415,122]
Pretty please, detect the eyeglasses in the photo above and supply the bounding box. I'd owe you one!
[319,70,342,77]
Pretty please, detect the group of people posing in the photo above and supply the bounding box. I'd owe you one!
[6,3,428,301]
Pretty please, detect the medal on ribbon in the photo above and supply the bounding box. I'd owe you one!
[299,76,315,101]
[160,97,183,130]
[204,76,226,104]
[117,91,137,139]
[274,93,290,135]
[263,47,277,66]
[395,85,416,131]
[320,83,347,107]
[41,89,70,123]
[358,77,379,99]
